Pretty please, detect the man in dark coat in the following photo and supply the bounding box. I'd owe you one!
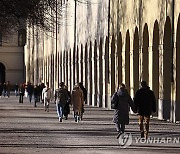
[134,81,156,139]
[112,83,135,139]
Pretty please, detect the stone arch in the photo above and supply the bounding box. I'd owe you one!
[133,27,140,95]
[0,62,6,84]
[63,50,66,83]
[76,45,79,83]
[51,54,53,88]
[66,50,68,87]
[163,16,172,120]
[93,40,98,106]
[98,38,103,107]
[117,32,122,86]
[57,52,60,87]
[125,30,130,93]
[60,51,63,83]
[152,20,160,99]
[104,36,109,108]
[176,14,180,120]
[80,44,83,82]
[72,44,76,86]
[68,49,72,91]
[111,34,116,94]
[48,55,51,84]
[142,23,149,84]
[84,43,88,90]
[44,57,47,83]
[88,41,93,105]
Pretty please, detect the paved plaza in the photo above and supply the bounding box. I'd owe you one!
[0,94,180,154]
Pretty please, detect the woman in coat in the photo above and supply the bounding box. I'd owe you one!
[112,83,135,139]
[71,84,84,122]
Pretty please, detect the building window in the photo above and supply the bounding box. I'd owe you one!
[18,29,26,46]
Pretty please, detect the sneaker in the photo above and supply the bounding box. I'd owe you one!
[65,116,68,120]
[59,117,62,122]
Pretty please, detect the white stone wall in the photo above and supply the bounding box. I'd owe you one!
[25,0,180,122]
[0,31,24,86]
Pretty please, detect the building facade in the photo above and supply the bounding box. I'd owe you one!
[0,29,25,86]
[25,0,180,122]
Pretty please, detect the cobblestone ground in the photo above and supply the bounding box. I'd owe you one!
[0,94,180,154]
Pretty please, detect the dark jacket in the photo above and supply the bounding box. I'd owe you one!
[112,88,135,125]
[134,86,156,116]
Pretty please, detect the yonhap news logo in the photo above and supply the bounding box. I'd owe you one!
[118,133,132,148]
[118,132,180,148]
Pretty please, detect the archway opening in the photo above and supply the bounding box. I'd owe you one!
[125,30,130,93]
[152,20,160,116]
[163,16,172,120]
[176,14,180,120]
[117,32,122,86]
[133,27,139,95]
[142,23,149,84]
[111,34,116,94]
[0,62,5,84]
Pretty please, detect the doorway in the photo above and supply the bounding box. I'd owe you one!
[0,62,5,84]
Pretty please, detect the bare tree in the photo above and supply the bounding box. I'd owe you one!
[0,0,61,37]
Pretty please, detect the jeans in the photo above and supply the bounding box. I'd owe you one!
[19,93,24,103]
[15,90,18,96]
[28,94,32,103]
[115,123,125,133]
[56,103,64,118]
[44,98,50,111]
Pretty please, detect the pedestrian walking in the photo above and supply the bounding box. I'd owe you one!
[18,83,25,103]
[63,85,71,120]
[71,84,84,123]
[134,81,156,139]
[54,82,69,122]
[79,82,87,120]
[34,85,39,107]
[15,83,19,97]
[6,81,11,98]
[111,83,135,139]
[42,82,52,112]
[27,82,34,103]
[39,82,45,103]
[3,82,7,97]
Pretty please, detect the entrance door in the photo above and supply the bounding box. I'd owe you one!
[0,63,5,84]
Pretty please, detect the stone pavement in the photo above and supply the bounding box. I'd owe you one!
[0,95,180,154]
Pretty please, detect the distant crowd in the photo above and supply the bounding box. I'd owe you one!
[0,80,157,140]
[0,81,87,123]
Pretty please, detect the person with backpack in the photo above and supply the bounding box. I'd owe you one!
[42,82,52,112]
[54,82,69,122]
[111,83,135,139]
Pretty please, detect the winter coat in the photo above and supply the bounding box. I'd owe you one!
[54,87,69,106]
[134,86,156,116]
[112,88,135,125]
[42,87,52,101]
[71,86,84,113]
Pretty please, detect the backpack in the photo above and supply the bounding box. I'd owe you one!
[56,88,68,105]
